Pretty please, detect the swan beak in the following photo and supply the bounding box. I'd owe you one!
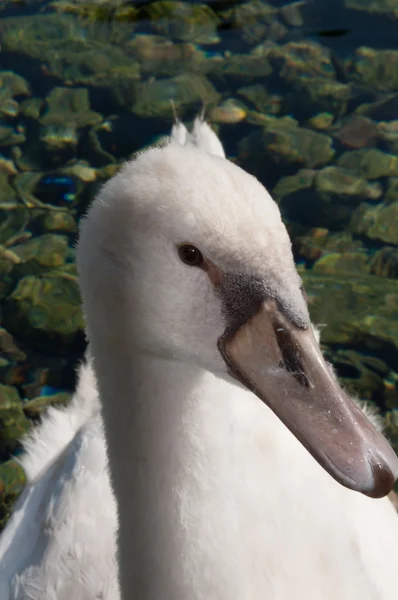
[219,299,398,498]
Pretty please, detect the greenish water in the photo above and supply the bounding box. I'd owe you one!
[0,0,397,524]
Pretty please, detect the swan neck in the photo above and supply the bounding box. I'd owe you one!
[94,350,231,599]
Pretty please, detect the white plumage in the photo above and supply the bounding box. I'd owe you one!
[0,119,397,600]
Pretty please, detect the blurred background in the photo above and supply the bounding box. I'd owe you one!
[0,0,397,528]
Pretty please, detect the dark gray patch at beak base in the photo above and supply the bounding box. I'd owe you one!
[216,272,309,332]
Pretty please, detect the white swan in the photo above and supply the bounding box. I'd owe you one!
[1,118,398,600]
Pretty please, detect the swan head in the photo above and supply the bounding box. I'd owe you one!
[77,141,398,498]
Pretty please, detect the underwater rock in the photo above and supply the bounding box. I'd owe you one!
[315,166,382,202]
[267,41,336,83]
[291,226,329,263]
[40,211,78,235]
[237,84,281,115]
[0,99,19,119]
[385,177,398,204]
[334,115,378,149]
[312,251,369,277]
[348,47,398,91]
[218,47,273,79]
[0,156,18,176]
[1,14,78,59]
[10,234,70,271]
[355,94,398,121]
[303,271,398,352]
[49,0,129,19]
[0,71,30,100]
[279,1,306,27]
[0,459,26,532]
[0,172,18,204]
[209,99,246,124]
[357,94,398,121]
[126,35,222,77]
[19,97,44,120]
[272,168,316,203]
[350,202,398,245]
[291,228,365,264]
[375,121,398,155]
[132,74,220,117]
[1,14,140,92]
[220,1,286,45]
[23,391,72,418]
[139,1,219,45]
[370,247,398,279]
[0,125,25,147]
[337,148,398,179]
[39,87,102,151]
[344,0,398,16]
[3,271,84,349]
[307,112,334,131]
[0,384,30,457]
[239,118,335,182]
[0,71,28,118]
[47,45,140,90]
[0,203,29,247]
[0,327,26,364]
[278,167,382,229]
[284,77,351,119]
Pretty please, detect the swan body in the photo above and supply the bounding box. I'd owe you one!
[0,118,398,600]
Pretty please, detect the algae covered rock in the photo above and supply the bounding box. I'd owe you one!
[337,149,398,180]
[126,35,220,77]
[272,168,316,203]
[133,74,220,117]
[348,47,398,91]
[334,115,379,149]
[220,0,284,45]
[0,384,30,457]
[218,48,273,79]
[1,14,140,91]
[0,71,30,99]
[291,228,365,264]
[385,177,398,204]
[39,87,102,151]
[38,211,77,234]
[3,271,84,348]
[344,0,398,16]
[140,1,219,45]
[0,459,26,532]
[10,234,70,271]
[0,203,29,246]
[303,271,398,352]
[0,125,25,147]
[350,202,398,245]
[315,166,382,203]
[285,78,351,119]
[312,252,369,277]
[268,41,336,83]
[239,118,334,181]
[0,71,30,119]
[370,247,398,279]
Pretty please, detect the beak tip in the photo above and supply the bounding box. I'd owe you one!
[363,451,398,499]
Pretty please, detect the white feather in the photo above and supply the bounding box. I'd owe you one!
[0,119,397,600]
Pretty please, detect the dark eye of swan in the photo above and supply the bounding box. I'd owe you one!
[178,244,204,267]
